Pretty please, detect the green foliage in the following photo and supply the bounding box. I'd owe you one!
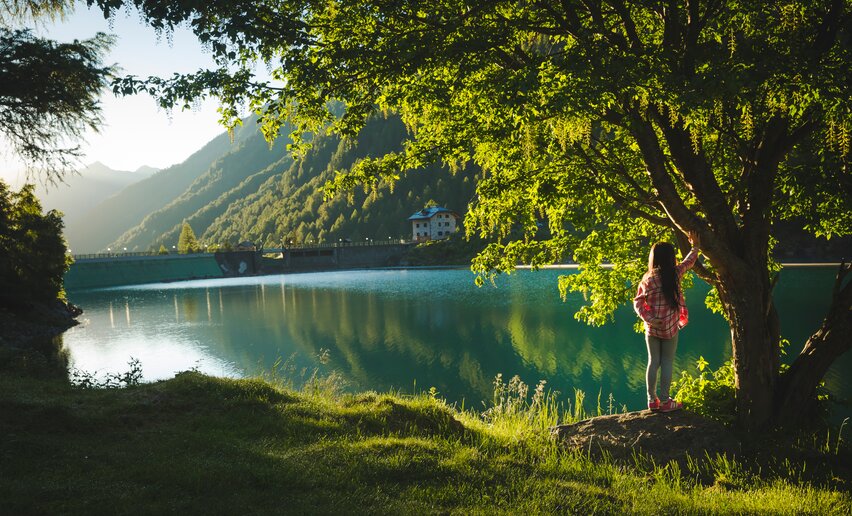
[404,232,486,266]
[69,357,143,389]
[157,244,168,255]
[0,181,71,307]
[177,221,199,254]
[673,356,737,425]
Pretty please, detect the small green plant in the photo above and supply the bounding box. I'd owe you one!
[672,356,736,424]
[480,373,580,443]
[260,350,346,399]
[70,357,143,389]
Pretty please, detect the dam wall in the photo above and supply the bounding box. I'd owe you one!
[66,243,414,290]
[282,243,412,270]
[64,251,260,290]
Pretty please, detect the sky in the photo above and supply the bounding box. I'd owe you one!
[0,5,228,185]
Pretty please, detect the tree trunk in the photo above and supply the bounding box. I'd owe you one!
[715,264,781,432]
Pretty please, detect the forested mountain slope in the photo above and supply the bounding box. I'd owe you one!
[108,123,292,251]
[124,114,478,251]
[197,114,478,248]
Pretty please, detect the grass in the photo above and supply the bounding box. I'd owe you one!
[1,363,851,514]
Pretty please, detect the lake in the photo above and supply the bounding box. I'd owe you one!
[64,267,851,417]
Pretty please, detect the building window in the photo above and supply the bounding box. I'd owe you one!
[438,231,443,236]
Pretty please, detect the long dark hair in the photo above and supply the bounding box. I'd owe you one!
[648,242,679,309]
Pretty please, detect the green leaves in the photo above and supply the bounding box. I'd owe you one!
[89,1,851,330]
[0,181,71,307]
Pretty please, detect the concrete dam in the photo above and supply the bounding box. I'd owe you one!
[65,243,414,290]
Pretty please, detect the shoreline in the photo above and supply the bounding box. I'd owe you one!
[62,261,846,294]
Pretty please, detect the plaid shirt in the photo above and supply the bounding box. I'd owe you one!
[633,248,699,339]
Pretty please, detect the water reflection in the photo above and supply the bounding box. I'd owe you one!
[64,268,850,415]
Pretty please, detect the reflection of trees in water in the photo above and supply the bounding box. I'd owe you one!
[63,269,851,414]
[210,283,524,401]
[68,279,735,408]
[183,282,670,404]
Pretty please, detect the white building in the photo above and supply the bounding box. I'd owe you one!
[408,207,460,242]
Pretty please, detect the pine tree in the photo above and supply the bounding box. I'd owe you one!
[177,222,200,254]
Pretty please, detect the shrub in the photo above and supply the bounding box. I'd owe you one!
[672,356,737,425]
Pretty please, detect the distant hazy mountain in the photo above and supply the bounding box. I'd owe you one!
[36,162,156,229]
[63,121,261,253]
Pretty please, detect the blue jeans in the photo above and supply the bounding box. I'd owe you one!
[646,332,679,402]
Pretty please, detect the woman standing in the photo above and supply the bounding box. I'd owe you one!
[633,232,700,412]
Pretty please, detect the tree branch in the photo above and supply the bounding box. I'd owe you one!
[775,260,852,425]
[627,111,705,234]
[651,104,740,247]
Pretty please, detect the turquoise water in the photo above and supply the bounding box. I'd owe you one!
[64,267,850,416]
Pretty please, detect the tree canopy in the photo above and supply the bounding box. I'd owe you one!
[90,0,852,429]
[0,182,70,307]
[1,1,114,182]
[0,1,113,308]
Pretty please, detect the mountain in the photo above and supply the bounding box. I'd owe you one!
[107,123,293,252]
[54,112,477,254]
[35,162,156,230]
[63,121,260,253]
[128,114,479,251]
[201,115,478,248]
[134,165,159,176]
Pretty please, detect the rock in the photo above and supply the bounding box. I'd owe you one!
[0,300,81,349]
[551,409,740,466]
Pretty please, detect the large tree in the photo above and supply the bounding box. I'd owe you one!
[0,182,70,307]
[91,0,851,430]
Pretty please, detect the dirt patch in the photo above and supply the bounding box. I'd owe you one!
[551,409,740,466]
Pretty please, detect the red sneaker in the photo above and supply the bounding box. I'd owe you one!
[648,397,661,411]
[659,398,683,413]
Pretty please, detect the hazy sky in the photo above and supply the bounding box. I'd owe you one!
[0,5,230,185]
